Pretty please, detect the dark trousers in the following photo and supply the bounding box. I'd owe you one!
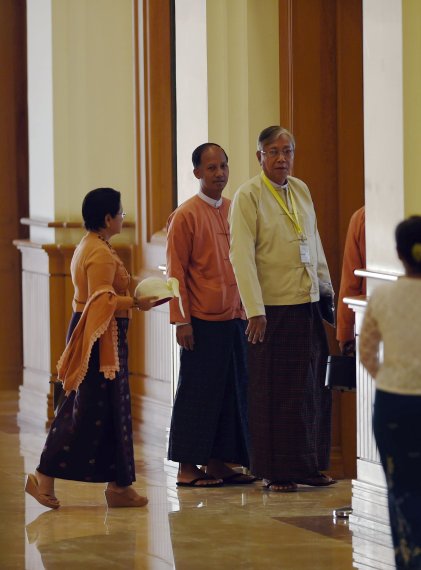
[373,389,421,570]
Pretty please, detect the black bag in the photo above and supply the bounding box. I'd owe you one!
[325,355,356,391]
[319,294,336,327]
[53,381,67,413]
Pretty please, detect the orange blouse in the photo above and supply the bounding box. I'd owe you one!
[57,232,134,393]
[71,232,133,317]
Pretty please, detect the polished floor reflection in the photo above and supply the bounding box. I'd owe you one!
[0,391,355,569]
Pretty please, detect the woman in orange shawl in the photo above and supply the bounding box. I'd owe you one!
[25,188,156,509]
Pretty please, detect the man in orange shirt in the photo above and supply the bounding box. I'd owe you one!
[337,206,366,355]
[166,143,253,487]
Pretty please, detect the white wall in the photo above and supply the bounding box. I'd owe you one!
[27,0,55,231]
[175,0,208,205]
[363,0,404,276]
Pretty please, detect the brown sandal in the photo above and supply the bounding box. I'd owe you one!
[263,480,298,493]
[25,473,60,509]
[105,487,148,508]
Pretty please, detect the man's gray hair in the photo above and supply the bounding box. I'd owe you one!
[257,126,295,151]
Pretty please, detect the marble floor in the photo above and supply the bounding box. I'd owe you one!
[0,390,356,570]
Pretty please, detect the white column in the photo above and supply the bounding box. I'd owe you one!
[207,0,279,198]
[350,5,405,567]
[174,0,208,205]
[363,0,404,281]
[26,0,55,240]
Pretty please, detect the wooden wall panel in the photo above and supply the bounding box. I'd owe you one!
[132,0,176,450]
[280,0,364,287]
[0,0,29,389]
[279,0,364,478]
[142,0,176,239]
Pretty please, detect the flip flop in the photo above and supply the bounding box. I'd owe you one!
[222,473,257,485]
[263,480,298,493]
[176,476,223,488]
[294,473,337,487]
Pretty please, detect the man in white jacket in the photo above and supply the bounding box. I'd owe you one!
[229,125,336,492]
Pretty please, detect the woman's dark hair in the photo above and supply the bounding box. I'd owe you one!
[395,215,421,270]
[192,143,228,168]
[82,188,121,231]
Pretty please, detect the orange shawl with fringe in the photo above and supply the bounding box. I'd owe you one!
[57,289,119,394]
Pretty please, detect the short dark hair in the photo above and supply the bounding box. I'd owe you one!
[257,126,295,151]
[395,215,421,270]
[82,188,121,231]
[192,143,228,168]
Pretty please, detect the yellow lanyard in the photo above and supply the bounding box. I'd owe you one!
[261,171,303,236]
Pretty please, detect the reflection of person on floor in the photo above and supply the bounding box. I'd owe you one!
[25,188,156,510]
[229,126,336,493]
[337,206,366,355]
[166,143,254,488]
[26,507,141,568]
[360,216,421,570]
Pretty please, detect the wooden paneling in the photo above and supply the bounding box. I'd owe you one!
[336,0,365,249]
[142,0,176,239]
[0,0,29,389]
[279,0,364,478]
[132,0,176,450]
[279,0,364,301]
[279,0,293,132]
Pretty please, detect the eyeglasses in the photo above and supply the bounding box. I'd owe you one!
[117,211,127,218]
[260,147,294,159]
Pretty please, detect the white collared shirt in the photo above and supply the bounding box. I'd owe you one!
[269,178,291,211]
[198,190,223,208]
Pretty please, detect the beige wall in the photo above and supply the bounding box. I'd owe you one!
[27,0,136,244]
[207,0,279,199]
[174,0,279,205]
[403,0,421,217]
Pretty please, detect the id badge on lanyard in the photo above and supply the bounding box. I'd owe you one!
[261,172,311,265]
[299,237,311,265]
